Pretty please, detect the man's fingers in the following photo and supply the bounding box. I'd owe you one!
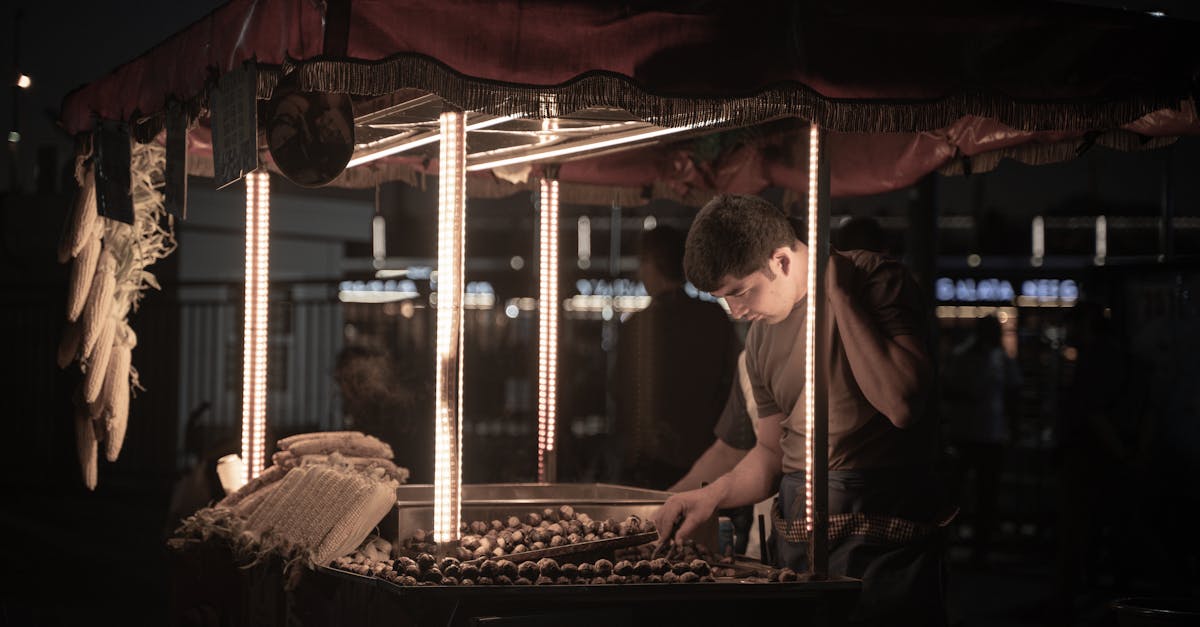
[673,514,704,544]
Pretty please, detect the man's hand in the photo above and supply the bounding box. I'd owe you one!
[653,486,722,545]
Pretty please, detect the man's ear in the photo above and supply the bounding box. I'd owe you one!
[775,247,791,276]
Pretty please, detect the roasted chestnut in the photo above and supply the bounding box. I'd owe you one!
[536,558,561,579]
[517,561,540,580]
[679,571,700,583]
[496,559,518,580]
[416,553,436,571]
[594,559,614,577]
[689,559,710,577]
[613,560,634,577]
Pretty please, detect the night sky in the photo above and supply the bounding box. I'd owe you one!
[0,1,226,190]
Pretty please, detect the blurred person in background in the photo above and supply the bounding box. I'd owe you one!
[610,224,742,490]
[941,315,1021,567]
[334,345,433,483]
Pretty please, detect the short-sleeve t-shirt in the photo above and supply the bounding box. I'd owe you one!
[713,352,756,450]
[744,249,939,473]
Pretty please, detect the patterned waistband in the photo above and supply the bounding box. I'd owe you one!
[771,499,959,546]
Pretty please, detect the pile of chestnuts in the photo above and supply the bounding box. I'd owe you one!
[333,553,720,586]
[400,505,655,561]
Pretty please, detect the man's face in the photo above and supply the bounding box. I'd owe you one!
[711,254,795,324]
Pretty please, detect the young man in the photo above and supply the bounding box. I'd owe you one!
[653,194,947,626]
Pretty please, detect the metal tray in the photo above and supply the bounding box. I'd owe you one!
[391,482,717,552]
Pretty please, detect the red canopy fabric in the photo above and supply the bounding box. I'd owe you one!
[63,0,1200,136]
[60,0,1200,198]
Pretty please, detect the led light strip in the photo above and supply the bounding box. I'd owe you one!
[537,178,560,482]
[804,124,819,535]
[465,125,694,172]
[434,111,466,543]
[241,170,270,485]
[347,116,514,169]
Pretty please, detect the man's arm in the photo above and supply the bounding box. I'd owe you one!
[668,439,750,492]
[826,254,932,429]
[653,412,783,543]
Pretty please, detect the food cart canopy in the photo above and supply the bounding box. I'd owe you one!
[60,0,1200,197]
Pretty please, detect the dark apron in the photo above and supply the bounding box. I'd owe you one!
[776,469,950,627]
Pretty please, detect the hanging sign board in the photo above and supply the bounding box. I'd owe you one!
[211,62,259,189]
[94,121,134,224]
[164,100,189,219]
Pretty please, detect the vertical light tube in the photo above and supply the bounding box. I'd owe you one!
[434,110,466,544]
[577,215,591,269]
[538,178,560,482]
[241,170,270,485]
[804,122,830,578]
[1031,215,1045,267]
[804,124,818,534]
[1094,215,1107,266]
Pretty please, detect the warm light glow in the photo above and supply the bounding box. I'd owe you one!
[16,74,32,89]
[578,216,591,265]
[1031,216,1045,266]
[803,123,819,534]
[433,111,466,543]
[347,115,513,169]
[1094,215,1107,266]
[241,170,270,485]
[465,125,695,172]
[537,178,560,481]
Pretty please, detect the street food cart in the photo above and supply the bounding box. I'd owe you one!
[56,1,1200,625]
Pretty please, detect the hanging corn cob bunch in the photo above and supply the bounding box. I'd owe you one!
[58,139,177,489]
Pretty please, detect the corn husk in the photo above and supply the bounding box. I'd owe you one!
[58,167,97,263]
[80,251,117,360]
[277,431,364,450]
[75,407,98,491]
[285,433,394,460]
[103,343,132,462]
[83,315,116,404]
[57,320,82,369]
[66,226,103,322]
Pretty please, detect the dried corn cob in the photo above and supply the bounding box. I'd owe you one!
[67,226,102,322]
[246,465,311,531]
[104,343,132,462]
[58,167,98,263]
[218,463,287,509]
[266,465,339,538]
[57,320,82,369]
[297,453,410,484]
[275,467,351,548]
[286,433,394,460]
[277,431,364,450]
[80,250,116,360]
[232,478,282,518]
[75,407,98,490]
[271,450,296,468]
[312,478,398,566]
[83,315,117,404]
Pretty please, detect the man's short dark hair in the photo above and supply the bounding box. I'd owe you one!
[684,194,797,292]
[639,225,686,283]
